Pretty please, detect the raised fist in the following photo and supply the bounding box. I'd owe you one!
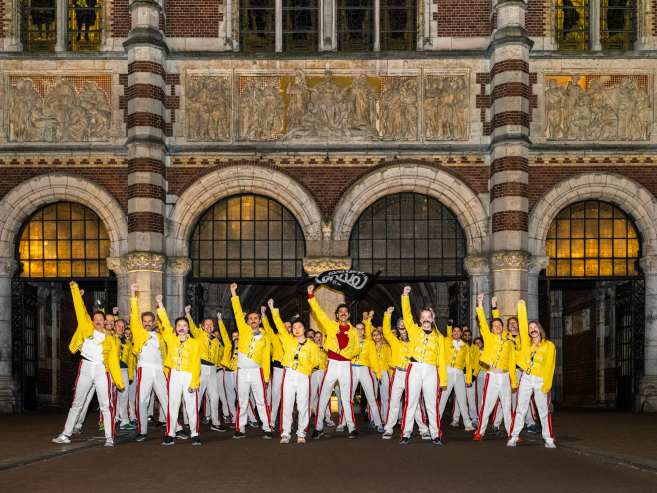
[403,286,411,296]
[267,299,275,310]
[185,305,191,315]
[307,284,315,295]
[386,307,394,314]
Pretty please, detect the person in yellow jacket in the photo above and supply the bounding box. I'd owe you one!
[508,300,557,448]
[400,286,448,445]
[126,327,138,425]
[381,308,431,440]
[310,330,334,427]
[217,312,239,427]
[113,318,136,431]
[452,326,481,428]
[267,299,319,443]
[372,327,391,425]
[184,306,226,433]
[230,283,273,439]
[155,295,202,446]
[474,292,518,441]
[260,305,286,433]
[53,281,124,447]
[307,284,362,440]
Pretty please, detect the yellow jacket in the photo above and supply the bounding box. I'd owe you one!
[375,344,391,373]
[68,284,124,388]
[351,338,382,379]
[262,316,285,363]
[218,319,238,371]
[231,297,271,382]
[316,347,328,371]
[308,296,361,360]
[517,301,556,392]
[128,346,137,381]
[470,344,483,377]
[187,316,222,366]
[476,307,518,388]
[130,298,167,367]
[401,295,448,386]
[445,325,473,384]
[116,335,133,369]
[382,313,412,369]
[272,309,319,376]
[157,307,202,388]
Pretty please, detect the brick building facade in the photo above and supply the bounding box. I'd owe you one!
[0,0,656,414]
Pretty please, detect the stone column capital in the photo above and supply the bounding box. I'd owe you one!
[640,255,657,276]
[528,255,550,276]
[464,255,491,276]
[0,258,18,278]
[302,257,352,277]
[107,257,128,277]
[122,252,166,273]
[489,250,531,272]
[166,257,192,276]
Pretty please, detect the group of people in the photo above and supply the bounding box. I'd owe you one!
[53,281,556,448]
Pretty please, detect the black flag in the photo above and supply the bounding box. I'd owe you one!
[298,268,382,307]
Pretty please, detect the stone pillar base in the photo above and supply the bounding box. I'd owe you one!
[0,376,19,413]
[638,375,657,412]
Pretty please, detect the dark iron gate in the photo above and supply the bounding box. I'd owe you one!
[615,279,645,412]
[11,281,39,411]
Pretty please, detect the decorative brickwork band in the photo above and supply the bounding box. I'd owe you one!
[490,182,528,201]
[128,158,167,176]
[491,111,531,131]
[127,184,167,202]
[490,156,529,174]
[128,212,164,234]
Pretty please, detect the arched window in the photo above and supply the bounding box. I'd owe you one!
[190,194,306,279]
[17,202,111,278]
[545,200,640,277]
[349,193,467,278]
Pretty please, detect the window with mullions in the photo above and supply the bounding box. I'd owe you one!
[240,0,276,53]
[190,195,306,279]
[68,0,102,51]
[18,203,111,278]
[338,0,374,52]
[283,0,319,52]
[600,0,635,51]
[555,0,590,50]
[380,0,416,51]
[24,0,58,52]
[349,193,467,278]
[545,201,640,278]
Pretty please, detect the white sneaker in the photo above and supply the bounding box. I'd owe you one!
[545,442,556,449]
[464,426,476,431]
[421,432,432,440]
[52,434,70,444]
[71,427,82,435]
[105,438,114,447]
[507,438,517,447]
[450,421,459,427]
[326,420,336,427]
[336,425,344,432]
[280,436,289,444]
[297,436,306,443]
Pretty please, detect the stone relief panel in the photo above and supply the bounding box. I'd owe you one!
[7,75,111,142]
[545,75,651,141]
[424,74,469,141]
[186,75,232,141]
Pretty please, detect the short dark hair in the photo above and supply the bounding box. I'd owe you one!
[334,303,349,319]
[462,328,472,335]
[452,325,462,331]
[507,316,518,328]
[474,336,483,346]
[142,311,155,322]
[92,311,105,319]
[491,317,504,326]
[173,317,189,328]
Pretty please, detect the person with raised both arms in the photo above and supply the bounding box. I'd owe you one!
[230,283,273,439]
[217,311,239,427]
[260,305,286,433]
[307,284,362,440]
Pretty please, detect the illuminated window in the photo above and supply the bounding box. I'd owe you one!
[338,0,374,52]
[190,195,306,279]
[600,0,635,51]
[18,203,111,278]
[545,201,640,278]
[380,0,416,51]
[67,0,102,51]
[283,0,319,53]
[350,193,467,278]
[555,0,590,50]
[24,0,58,52]
[240,0,276,52]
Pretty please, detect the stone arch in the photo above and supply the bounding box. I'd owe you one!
[529,173,657,257]
[0,174,129,259]
[167,165,323,257]
[331,163,489,254]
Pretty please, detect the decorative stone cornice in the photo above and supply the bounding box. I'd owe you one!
[528,255,550,275]
[166,257,192,276]
[0,258,18,278]
[303,257,352,277]
[489,250,531,272]
[464,255,491,277]
[639,256,657,276]
[122,252,166,273]
[107,257,128,277]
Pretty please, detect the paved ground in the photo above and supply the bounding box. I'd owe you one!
[1,407,656,492]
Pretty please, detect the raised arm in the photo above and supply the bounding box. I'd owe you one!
[307,284,336,336]
[367,340,381,379]
[447,319,453,339]
[129,283,146,338]
[401,286,419,337]
[381,307,397,348]
[155,295,175,343]
[363,310,374,339]
[476,293,491,341]
[185,304,202,338]
[491,296,500,320]
[509,342,517,389]
[70,282,93,330]
[217,312,230,347]
[230,283,251,339]
[262,336,271,383]
[542,343,556,393]
[270,300,293,345]
[517,300,529,350]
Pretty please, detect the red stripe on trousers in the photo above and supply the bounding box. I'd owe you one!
[279,369,287,436]
[547,391,555,441]
[348,363,356,428]
[400,364,413,434]
[475,373,490,435]
[260,368,272,429]
[166,370,172,437]
[314,360,330,428]
[509,372,524,436]
[64,361,84,433]
[435,373,442,438]
[106,373,114,437]
[136,368,142,435]
[195,386,200,435]
[368,368,383,424]
[384,369,395,427]
[235,371,241,432]
[491,397,500,425]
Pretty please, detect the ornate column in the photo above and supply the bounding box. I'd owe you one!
[464,254,491,336]
[490,251,531,322]
[527,255,549,321]
[302,257,351,332]
[107,257,131,318]
[593,287,606,405]
[50,289,64,405]
[165,257,192,318]
[0,258,18,412]
[122,252,166,314]
[639,256,657,412]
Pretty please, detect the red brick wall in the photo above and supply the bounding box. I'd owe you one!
[526,0,546,37]
[111,0,131,37]
[434,0,492,37]
[165,0,222,37]
[0,0,5,38]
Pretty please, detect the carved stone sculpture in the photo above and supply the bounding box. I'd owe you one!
[238,77,284,140]
[187,76,230,141]
[379,76,418,141]
[424,75,468,140]
[545,75,652,141]
[286,69,311,130]
[8,76,111,142]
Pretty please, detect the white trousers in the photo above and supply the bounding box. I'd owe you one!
[236,367,271,433]
[384,368,428,434]
[339,366,383,427]
[268,367,284,428]
[378,371,390,423]
[136,366,174,435]
[402,362,441,439]
[315,359,355,432]
[63,361,114,439]
[281,368,312,438]
[494,368,536,428]
[452,373,479,425]
[510,374,555,445]
[116,368,130,425]
[197,364,212,415]
[439,370,472,428]
[167,369,199,437]
[75,383,96,429]
[205,369,224,426]
[310,370,332,422]
[215,369,229,421]
[223,370,237,422]
[476,371,512,436]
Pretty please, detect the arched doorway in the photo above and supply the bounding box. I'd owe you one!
[538,200,644,411]
[187,194,307,328]
[13,202,117,410]
[349,192,469,329]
